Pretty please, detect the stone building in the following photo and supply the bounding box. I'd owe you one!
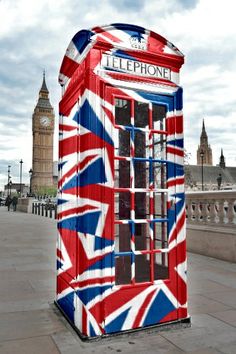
[185,162,236,191]
[196,119,213,165]
[31,73,55,194]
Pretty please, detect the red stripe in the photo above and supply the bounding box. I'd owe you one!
[167,146,184,157]
[167,177,184,188]
[59,124,76,132]
[82,306,87,334]
[59,82,81,116]
[102,105,114,124]
[159,309,178,323]
[176,239,187,265]
[60,132,113,160]
[57,205,98,220]
[93,27,121,43]
[57,248,64,260]
[166,116,183,135]
[90,286,146,323]
[178,307,188,319]
[133,289,156,328]
[72,276,115,289]
[169,209,185,243]
[107,71,177,87]
[58,165,77,188]
[148,35,166,55]
[58,155,98,188]
[59,68,84,116]
[59,135,78,157]
[60,55,79,78]
[57,273,74,294]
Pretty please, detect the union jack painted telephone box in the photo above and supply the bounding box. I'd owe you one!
[56,23,189,339]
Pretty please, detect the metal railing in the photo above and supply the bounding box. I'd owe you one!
[32,202,57,219]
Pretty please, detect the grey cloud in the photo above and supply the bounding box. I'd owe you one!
[177,0,198,10]
[111,0,145,10]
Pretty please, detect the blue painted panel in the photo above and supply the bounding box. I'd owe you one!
[105,307,131,333]
[76,285,112,305]
[112,23,146,35]
[58,211,101,234]
[72,30,94,54]
[136,91,174,112]
[57,291,75,323]
[73,100,113,146]
[143,290,176,326]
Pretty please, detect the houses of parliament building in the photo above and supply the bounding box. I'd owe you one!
[186,120,236,190]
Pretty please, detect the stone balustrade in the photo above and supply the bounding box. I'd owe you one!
[186,190,236,262]
[186,190,236,226]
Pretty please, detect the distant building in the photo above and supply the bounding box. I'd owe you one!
[219,148,226,169]
[197,119,213,165]
[31,72,55,194]
[186,142,236,190]
[4,183,28,196]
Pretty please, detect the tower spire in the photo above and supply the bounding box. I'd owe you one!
[36,71,52,109]
[201,119,207,137]
[40,69,49,93]
[197,118,213,165]
[219,148,226,168]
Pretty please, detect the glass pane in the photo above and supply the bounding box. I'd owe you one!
[114,130,130,157]
[135,224,150,251]
[153,163,166,189]
[115,99,131,126]
[154,193,167,218]
[114,224,131,252]
[153,222,168,249]
[115,256,131,285]
[134,101,149,128]
[115,192,130,220]
[134,161,148,188]
[115,160,130,188]
[134,131,147,158]
[153,134,166,160]
[154,252,169,280]
[135,254,150,283]
[135,192,149,219]
[153,104,166,130]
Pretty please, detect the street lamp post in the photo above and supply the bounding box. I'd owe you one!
[7,165,11,196]
[9,180,12,197]
[20,159,23,197]
[200,150,204,191]
[29,168,33,195]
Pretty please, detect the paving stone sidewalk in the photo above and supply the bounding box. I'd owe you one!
[0,206,236,353]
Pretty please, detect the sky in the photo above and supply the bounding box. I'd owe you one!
[0,0,236,190]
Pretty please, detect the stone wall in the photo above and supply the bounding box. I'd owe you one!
[17,198,34,213]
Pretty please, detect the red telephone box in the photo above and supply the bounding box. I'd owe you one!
[56,23,189,339]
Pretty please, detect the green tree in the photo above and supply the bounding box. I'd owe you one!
[36,186,57,197]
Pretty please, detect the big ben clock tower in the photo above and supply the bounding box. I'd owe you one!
[31,72,55,194]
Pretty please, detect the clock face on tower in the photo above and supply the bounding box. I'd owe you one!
[40,116,50,127]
